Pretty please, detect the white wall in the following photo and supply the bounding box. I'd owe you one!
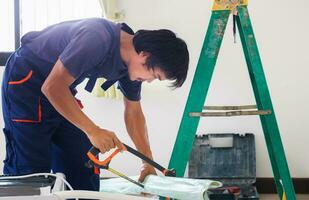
[1,0,309,178]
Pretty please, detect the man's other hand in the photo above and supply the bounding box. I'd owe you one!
[138,163,157,183]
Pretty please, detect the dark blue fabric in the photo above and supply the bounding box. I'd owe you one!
[1,48,99,190]
[21,18,142,101]
[118,74,142,101]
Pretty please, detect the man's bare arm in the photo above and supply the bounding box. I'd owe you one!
[42,59,95,133]
[42,59,123,153]
[123,97,157,181]
[123,97,152,158]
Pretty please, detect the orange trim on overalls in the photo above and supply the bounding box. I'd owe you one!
[8,70,33,85]
[12,97,42,123]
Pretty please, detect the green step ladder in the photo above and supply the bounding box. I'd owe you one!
[167,1,296,200]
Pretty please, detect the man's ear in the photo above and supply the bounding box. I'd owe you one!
[139,51,150,58]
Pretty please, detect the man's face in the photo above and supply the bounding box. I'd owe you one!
[128,52,167,83]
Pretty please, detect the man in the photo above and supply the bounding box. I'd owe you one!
[1,18,189,191]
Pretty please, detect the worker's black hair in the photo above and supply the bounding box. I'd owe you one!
[133,29,189,88]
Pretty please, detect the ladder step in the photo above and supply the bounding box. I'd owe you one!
[189,110,271,117]
[203,105,257,110]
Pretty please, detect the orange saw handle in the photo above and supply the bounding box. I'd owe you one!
[87,144,176,177]
[87,146,126,168]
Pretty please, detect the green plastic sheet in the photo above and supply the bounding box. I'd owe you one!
[100,175,222,200]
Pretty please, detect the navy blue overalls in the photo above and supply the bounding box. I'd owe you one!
[1,47,100,190]
[1,18,141,191]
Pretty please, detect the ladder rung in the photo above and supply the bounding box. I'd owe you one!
[189,110,272,117]
[203,105,257,110]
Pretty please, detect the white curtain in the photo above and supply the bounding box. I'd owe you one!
[0,0,15,51]
[20,0,102,35]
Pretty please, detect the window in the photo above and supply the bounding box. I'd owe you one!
[0,0,102,66]
[0,0,15,52]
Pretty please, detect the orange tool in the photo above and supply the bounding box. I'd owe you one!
[86,143,176,188]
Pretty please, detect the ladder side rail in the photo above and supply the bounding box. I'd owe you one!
[236,6,296,200]
[168,10,230,177]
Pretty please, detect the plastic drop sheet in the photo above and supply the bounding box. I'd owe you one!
[100,175,222,200]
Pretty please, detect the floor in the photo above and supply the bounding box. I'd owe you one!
[260,194,309,200]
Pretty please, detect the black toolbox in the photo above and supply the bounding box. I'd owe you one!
[189,133,259,200]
